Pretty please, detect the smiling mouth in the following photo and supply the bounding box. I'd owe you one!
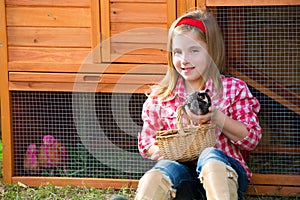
[181,66,195,70]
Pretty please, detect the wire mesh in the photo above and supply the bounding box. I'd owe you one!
[213,6,300,175]
[12,91,154,178]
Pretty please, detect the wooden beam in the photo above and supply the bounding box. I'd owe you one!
[177,0,197,17]
[247,185,300,196]
[167,0,176,28]
[100,0,111,62]
[8,72,164,93]
[9,72,164,84]
[9,82,153,93]
[0,0,13,184]
[12,176,139,189]
[8,62,167,74]
[250,174,300,186]
[196,0,206,10]
[91,0,101,63]
[206,0,300,6]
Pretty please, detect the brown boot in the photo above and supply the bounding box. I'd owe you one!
[135,169,175,200]
[199,160,238,200]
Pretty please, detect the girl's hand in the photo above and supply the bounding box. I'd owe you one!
[185,105,214,125]
[147,144,163,161]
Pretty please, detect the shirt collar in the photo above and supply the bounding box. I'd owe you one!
[159,76,221,103]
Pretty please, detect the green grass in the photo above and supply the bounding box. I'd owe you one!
[0,182,136,200]
[0,139,2,162]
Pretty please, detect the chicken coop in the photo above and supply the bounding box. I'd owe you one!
[0,0,299,197]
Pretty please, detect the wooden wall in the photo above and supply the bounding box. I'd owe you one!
[6,0,173,93]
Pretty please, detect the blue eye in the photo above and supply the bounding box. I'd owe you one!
[191,49,200,53]
[172,50,181,55]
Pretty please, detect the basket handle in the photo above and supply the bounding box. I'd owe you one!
[176,105,193,130]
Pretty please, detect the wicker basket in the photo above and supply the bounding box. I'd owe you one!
[156,106,216,162]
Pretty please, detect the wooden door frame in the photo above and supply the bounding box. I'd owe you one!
[0,0,14,183]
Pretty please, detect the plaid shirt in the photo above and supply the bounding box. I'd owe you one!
[138,75,262,181]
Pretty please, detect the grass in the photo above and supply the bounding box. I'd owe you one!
[0,180,298,200]
[0,139,298,199]
[0,182,136,200]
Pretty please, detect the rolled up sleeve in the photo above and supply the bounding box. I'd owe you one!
[230,82,262,150]
[138,99,162,158]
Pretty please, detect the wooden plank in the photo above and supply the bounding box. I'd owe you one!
[110,25,167,44]
[6,7,91,27]
[8,62,83,72]
[112,0,166,2]
[247,185,300,196]
[9,71,163,92]
[7,27,91,47]
[110,21,168,64]
[90,0,101,63]
[9,72,164,85]
[111,43,166,56]
[110,2,167,23]
[0,0,13,184]
[177,0,196,17]
[12,177,138,189]
[8,47,91,63]
[111,22,166,35]
[8,62,167,74]
[100,0,111,62]
[101,1,168,63]
[250,174,300,186]
[167,0,176,27]
[111,54,167,64]
[206,0,300,6]
[196,0,206,10]
[9,82,153,93]
[5,0,90,7]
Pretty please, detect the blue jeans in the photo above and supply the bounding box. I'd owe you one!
[152,147,249,200]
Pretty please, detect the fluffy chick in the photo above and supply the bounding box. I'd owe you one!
[38,135,68,173]
[23,144,39,175]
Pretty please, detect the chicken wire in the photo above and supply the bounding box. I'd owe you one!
[212,5,300,175]
[12,91,154,178]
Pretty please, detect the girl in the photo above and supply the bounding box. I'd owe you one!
[136,9,262,200]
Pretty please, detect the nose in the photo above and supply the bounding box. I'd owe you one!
[180,53,190,65]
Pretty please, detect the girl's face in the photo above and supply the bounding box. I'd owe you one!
[172,30,209,90]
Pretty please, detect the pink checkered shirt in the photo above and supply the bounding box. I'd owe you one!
[138,75,262,181]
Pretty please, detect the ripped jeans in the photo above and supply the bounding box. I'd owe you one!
[152,147,249,199]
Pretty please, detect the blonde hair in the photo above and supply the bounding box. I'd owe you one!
[150,9,225,99]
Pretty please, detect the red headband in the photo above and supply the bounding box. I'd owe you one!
[175,18,206,34]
